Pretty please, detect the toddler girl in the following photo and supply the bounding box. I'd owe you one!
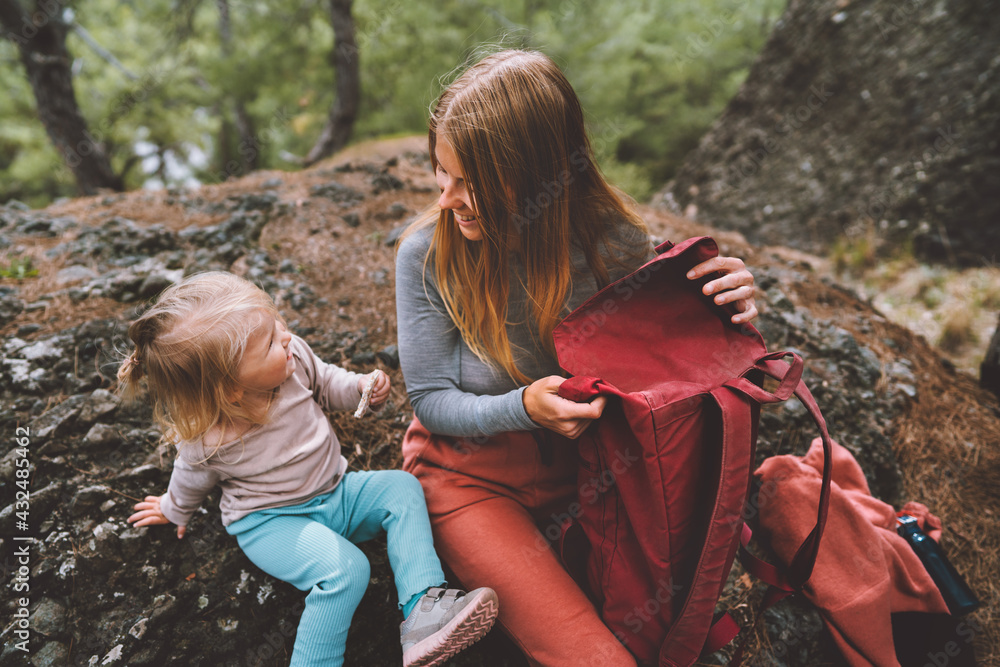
[119,271,498,667]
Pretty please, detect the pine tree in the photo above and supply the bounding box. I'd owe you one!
[0,0,123,194]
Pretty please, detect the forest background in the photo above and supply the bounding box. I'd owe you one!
[0,0,782,207]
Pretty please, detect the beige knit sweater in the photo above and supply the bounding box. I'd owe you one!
[159,335,364,527]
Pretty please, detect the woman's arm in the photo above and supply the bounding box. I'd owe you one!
[395,231,538,438]
[397,230,757,439]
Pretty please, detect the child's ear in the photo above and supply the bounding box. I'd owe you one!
[228,387,245,404]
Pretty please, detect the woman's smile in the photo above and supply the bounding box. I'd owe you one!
[435,138,483,241]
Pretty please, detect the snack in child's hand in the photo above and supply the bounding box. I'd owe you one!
[354,370,381,418]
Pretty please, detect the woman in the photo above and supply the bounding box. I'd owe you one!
[395,49,757,666]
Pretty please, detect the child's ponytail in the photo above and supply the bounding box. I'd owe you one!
[116,306,163,402]
[116,349,144,400]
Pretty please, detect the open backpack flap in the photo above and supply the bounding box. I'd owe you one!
[552,237,835,666]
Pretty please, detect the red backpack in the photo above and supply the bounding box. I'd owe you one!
[553,237,834,666]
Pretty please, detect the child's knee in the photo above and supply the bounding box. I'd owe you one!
[346,557,371,599]
[320,547,370,600]
[391,470,424,495]
[370,469,423,500]
[389,470,429,510]
[345,546,372,582]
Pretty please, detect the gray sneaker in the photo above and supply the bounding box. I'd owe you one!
[400,587,499,667]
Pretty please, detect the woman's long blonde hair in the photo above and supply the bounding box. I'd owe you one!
[405,49,647,384]
[116,272,283,445]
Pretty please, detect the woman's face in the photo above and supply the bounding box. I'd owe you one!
[435,137,483,242]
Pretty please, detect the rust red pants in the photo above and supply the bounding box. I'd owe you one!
[402,419,636,667]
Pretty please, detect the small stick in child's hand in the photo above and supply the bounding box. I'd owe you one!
[354,370,381,418]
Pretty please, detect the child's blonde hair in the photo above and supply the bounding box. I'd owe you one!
[117,271,283,445]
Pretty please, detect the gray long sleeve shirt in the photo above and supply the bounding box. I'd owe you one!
[395,222,653,438]
[159,335,363,527]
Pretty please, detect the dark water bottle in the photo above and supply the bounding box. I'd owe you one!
[896,514,980,616]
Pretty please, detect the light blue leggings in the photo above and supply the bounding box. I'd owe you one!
[226,470,446,667]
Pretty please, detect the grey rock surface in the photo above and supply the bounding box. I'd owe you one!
[656,0,1000,265]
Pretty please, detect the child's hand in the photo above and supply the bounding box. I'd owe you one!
[357,370,391,412]
[128,494,186,539]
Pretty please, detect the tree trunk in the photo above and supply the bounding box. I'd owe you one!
[216,0,258,178]
[232,103,258,172]
[0,0,123,195]
[981,314,1000,398]
[304,0,359,166]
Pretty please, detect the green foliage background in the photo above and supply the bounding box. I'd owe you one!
[0,0,783,207]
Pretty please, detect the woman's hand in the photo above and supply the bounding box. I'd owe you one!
[523,375,607,439]
[686,255,758,325]
[128,494,185,539]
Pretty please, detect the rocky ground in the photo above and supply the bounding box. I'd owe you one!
[0,136,997,666]
[656,0,1000,267]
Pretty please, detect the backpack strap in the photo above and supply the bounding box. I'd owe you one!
[691,354,834,666]
[696,352,834,665]
[736,524,790,589]
[724,352,834,587]
[658,384,756,666]
[702,524,796,660]
[704,581,796,665]
[659,351,809,665]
